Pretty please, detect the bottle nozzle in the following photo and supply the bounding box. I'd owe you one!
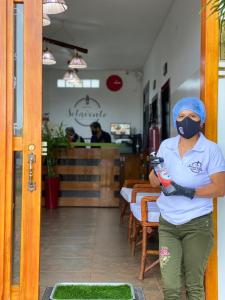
[150,155,164,166]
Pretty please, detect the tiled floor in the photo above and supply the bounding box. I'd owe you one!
[40,207,164,300]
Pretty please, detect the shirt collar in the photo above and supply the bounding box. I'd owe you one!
[166,133,206,153]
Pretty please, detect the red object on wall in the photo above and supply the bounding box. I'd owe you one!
[45,177,60,209]
[106,75,123,91]
[149,124,160,154]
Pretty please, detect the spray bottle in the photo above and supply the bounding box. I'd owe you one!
[150,152,176,193]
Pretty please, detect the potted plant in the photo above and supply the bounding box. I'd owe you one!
[42,122,70,209]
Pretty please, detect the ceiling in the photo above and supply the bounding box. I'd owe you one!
[43,0,175,71]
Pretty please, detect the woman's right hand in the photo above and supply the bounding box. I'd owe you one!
[149,169,161,187]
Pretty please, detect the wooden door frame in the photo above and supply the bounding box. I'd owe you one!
[201,1,219,299]
[0,0,220,299]
[0,1,8,299]
[20,1,42,299]
[0,1,42,300]
[0,1,15,299]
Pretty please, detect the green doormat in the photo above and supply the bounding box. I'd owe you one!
[50,283,134,300]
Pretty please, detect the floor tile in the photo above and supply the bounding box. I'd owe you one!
[40,207,163,299]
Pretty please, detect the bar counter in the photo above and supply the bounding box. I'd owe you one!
[43,144,121,207]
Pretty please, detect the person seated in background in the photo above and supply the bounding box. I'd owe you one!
[90,122,111,143]
[65,127,84,143]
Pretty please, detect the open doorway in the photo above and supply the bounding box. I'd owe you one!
[41,1,174,298]
[40,0,205,299]
[160,80,170,140]
[0,0,219,299]
[150,94,158,126]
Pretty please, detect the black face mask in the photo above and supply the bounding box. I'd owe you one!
[176,117,201,139]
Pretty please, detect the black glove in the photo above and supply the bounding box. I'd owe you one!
[161,181,195,199]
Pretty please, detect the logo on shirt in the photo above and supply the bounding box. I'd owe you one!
[188,161,203,174]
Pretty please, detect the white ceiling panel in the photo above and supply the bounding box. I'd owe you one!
[43,0,175,71]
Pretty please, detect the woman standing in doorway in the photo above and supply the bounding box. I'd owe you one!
[149,97,225,300]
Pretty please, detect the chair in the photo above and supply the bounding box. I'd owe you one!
[119,179,149,224]
[131,195,160,280]
[128,185,160,242]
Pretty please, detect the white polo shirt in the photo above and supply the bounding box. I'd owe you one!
[157,133,225,225]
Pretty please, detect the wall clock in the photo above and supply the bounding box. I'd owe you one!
[106,75,123,91]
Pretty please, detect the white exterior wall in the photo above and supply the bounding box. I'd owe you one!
[143,0,201,134]
[218,78,225,300]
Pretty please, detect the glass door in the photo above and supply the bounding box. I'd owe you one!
[0,0,42,299]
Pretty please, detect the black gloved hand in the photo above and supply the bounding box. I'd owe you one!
[161,181,195,199]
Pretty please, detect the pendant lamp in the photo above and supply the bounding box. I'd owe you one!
[43,13,51,27]
[43,49,56,65]
[43,0,68,15]
[63,69,81,84]
[68,52,87,69]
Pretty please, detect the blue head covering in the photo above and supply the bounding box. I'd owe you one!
[172,97,206,128]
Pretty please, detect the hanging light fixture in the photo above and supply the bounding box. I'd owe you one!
[63,69,81,84]
[42,48,56,65]
[43,0,68,15]
[68,52,87,69]
[43,13,51,27]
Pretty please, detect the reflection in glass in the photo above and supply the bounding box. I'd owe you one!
[12,152,22,284]
[14,4,24,136]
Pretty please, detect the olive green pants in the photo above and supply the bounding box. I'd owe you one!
[159,213,214,300]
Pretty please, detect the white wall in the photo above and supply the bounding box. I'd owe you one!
[43,69,142,139]
[218,78,225,300]
[170,70,200,136]
[142,0,201,134]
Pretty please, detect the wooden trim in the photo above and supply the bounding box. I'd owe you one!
[4,1,14,299]
[0,1,7,299]
[19,1,42,299]
[60,182,100,189]
[201,1,219,299]
[55,166,101,175]
[42,181,120,190]
[57,148,120,159]
[59,182,120,190]
[13,137,23,151]
[140,196,158,222]
[11,285,20,300]
[51,165,120,175]
[123,179,149,188]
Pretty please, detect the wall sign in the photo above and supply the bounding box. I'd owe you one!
[68,95,106,127]
[106,75,123,91]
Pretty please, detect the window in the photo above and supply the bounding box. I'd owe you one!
[82,80,91,88]
[57,79,100,88]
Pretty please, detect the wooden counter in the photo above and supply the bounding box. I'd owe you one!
[43,146,120,207]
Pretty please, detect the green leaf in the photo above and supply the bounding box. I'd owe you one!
[42,121,70,177]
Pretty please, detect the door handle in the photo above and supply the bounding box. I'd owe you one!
[28,153,36,192]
